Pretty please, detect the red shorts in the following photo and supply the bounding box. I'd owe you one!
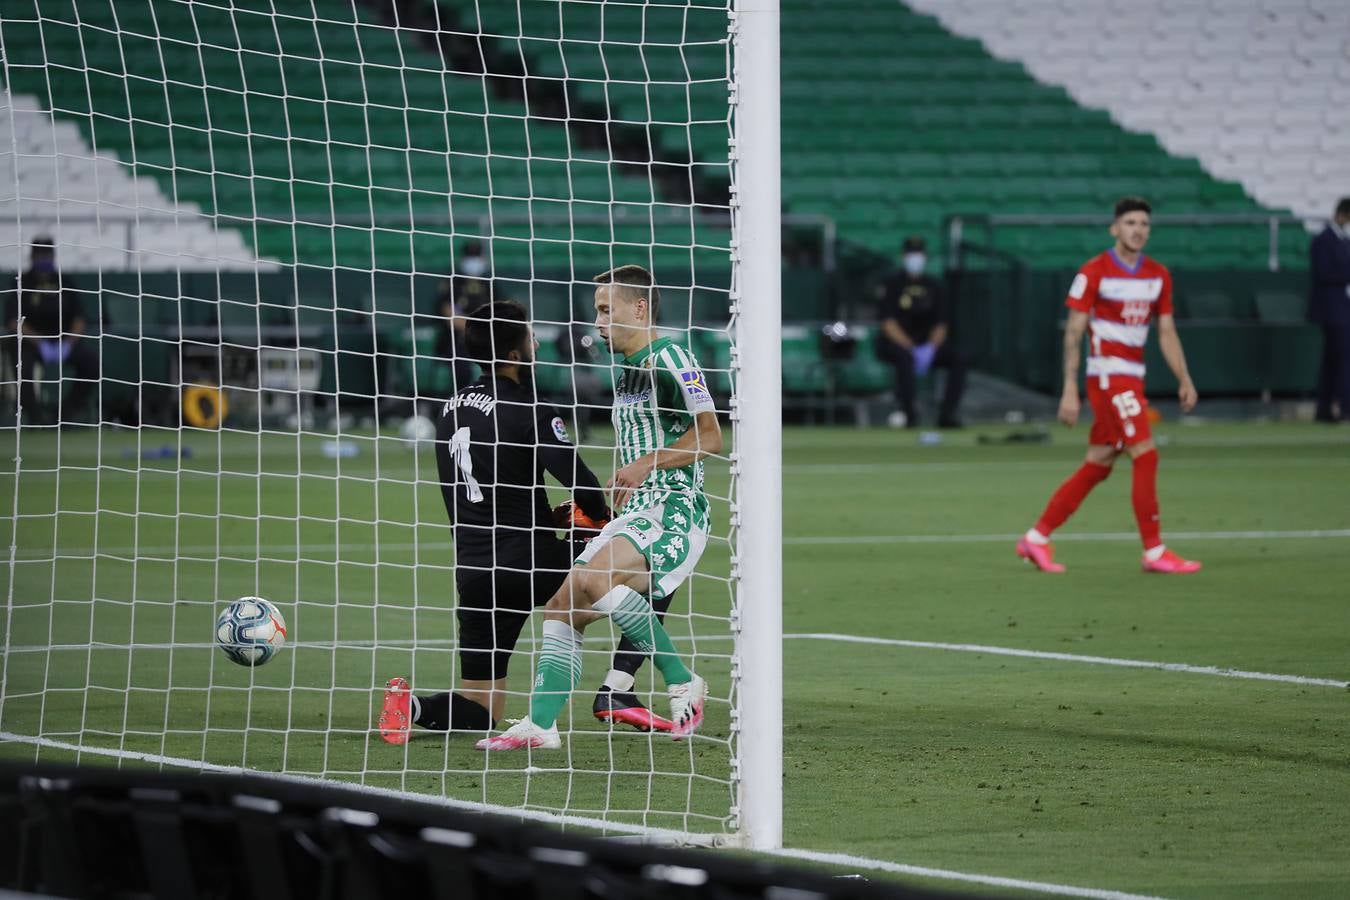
[1087,376,1152,448]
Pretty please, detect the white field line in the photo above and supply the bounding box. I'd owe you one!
[769,848,1168,900]
[0,729,1168,900]
[784,456,1350,474]
[784,529,1350,546]
[786,633,1350,689]
[5,632,1346,689]
[9,528,1350,560]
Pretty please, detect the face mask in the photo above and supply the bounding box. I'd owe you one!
[459,257,487,277]
[31,258,55,272]
[902,252,925,276]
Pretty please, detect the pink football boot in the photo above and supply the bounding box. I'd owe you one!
[1016,537,1066,573]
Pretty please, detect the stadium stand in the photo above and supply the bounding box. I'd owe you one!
[1,0,722,279]
[778,0,1307,269]
[0,89,263,271]
[907,0,1350,225]
[1,0,1326,407]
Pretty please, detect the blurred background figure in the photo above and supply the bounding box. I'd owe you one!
[1309,197,1350,423]
[873,236,967,429]
[433,239,491,391]
[554,308,605,441]
[2,236,99,426]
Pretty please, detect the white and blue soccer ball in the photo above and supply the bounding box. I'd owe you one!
[215,596,288,667]
[399,414,437,449]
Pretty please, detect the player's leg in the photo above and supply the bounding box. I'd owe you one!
[378,567,532,744]
[1020,376,1127,571]
[479,509,704,748]
[524,533,689,733]
[1019,443,1116,572]
[1127,438,1201,574]
[593,589,676,732]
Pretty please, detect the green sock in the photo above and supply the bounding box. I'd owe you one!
[597,587,692,686]
[528,619,584,729]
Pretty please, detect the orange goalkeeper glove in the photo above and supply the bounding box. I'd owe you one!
[551,501,610,538]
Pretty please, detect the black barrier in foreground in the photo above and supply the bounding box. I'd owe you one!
[0,763,971,900]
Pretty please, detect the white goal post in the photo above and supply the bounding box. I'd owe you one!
[0,0,781,849]
[730,0,783,852]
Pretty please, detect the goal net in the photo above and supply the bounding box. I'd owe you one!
[1,0,778,846]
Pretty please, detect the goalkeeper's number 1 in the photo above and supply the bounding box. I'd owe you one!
[449,426,484,502]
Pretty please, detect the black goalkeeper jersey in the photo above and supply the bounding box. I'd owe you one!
[434,373,608,572]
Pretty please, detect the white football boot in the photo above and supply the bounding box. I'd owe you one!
[667,674,707,739]
[474,717,562,751]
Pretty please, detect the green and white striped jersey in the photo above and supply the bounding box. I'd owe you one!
[611,336,716,517]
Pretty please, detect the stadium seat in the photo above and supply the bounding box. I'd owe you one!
[1254,289,1307,324]
[907,0,1345,222]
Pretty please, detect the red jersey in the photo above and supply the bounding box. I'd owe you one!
[1065,249,1173,386]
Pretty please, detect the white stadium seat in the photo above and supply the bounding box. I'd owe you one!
[905,0,1349,221]
[2,88,274,270]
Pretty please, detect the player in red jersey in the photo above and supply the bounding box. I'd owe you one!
[1017,197,1202,574]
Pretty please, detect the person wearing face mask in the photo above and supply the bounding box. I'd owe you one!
[432,240,492,391]
[873,236,967,428]
[2,236,100,426]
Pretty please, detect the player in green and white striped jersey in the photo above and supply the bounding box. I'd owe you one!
[477,265,722,752]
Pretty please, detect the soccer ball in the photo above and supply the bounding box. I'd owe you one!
[399,414,437,448]
[215,596,288,667]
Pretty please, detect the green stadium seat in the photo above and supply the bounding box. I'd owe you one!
[1181,290,1251,320]
[1254,290,1307,324]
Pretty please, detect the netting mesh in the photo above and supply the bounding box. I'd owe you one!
[1,0,738,840]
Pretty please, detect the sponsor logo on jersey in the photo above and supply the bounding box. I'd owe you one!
[680,370,711,402]
[551,416,570,443]
[1121,299,1152,326]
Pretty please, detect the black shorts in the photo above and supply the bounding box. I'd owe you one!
[455,537,573,681]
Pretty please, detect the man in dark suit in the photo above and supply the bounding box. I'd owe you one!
[1309,198,1350,423]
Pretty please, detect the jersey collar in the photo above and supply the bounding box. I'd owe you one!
[1108,248,1145,274]
[622,335,671,367]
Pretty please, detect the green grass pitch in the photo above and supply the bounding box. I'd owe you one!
[2,420,1348,898]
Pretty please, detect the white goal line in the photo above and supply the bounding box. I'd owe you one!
[6,632,1344,689]
[0,729,1169,900]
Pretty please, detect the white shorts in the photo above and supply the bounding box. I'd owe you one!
[575,497,709,601]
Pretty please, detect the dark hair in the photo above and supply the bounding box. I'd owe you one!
[1114,196,1152,219]
[463,300,530,368]
[1336,197,1350,218]
[594,264,660,323]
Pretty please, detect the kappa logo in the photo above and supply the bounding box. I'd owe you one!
[550,416,570,443]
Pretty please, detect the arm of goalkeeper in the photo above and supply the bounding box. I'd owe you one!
[551,499,610,538]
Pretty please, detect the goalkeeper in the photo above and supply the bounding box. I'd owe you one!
[377,300,611,743]
[478,265,722,751]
